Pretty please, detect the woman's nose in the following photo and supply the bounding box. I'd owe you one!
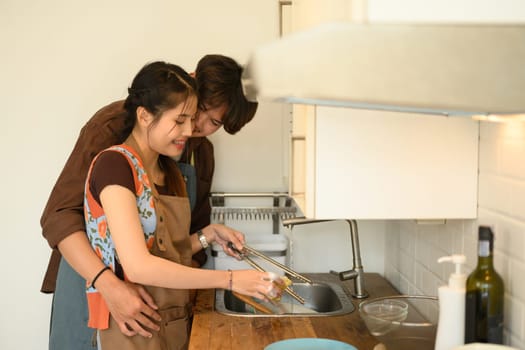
[182,117,193,136]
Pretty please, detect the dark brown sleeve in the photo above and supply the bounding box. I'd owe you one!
[90,151,135,205]
[190,137,214,233]
[182,137,214,267]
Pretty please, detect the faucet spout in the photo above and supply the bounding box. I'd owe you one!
[337,220,368,299]
[282,218,368,299]
[281,217,331,227]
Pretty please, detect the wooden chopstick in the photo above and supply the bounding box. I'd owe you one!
[232,291,273,315]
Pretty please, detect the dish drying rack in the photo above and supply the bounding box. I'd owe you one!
[210,192,298,234]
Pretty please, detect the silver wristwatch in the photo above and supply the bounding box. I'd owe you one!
[197,230,209,249]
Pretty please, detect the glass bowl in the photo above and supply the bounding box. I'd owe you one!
[359,295,439,350]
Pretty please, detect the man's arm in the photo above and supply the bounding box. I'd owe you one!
[189,137,214,234]
[58,231,161,336]
[181,137,214,267]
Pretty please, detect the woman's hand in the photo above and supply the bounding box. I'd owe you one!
[203,224,246,259]
[229,270,284,301]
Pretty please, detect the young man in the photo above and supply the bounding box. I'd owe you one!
[40,55,258,349]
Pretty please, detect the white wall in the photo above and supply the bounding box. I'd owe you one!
[209,101,291,192]
[0,1,280,349]
[287,220,386,275]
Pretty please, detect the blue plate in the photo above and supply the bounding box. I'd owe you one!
[264,338,358,350]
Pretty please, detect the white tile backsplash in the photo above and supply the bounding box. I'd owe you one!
[507,296,525,341]
[501,139,525,179]
[511,182,525,221]
[384,120,525,349]
[511,260,525,304]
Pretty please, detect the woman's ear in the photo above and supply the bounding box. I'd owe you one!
[136,106,152,125]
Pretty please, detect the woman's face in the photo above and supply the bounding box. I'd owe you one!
[147,96,197,157]
[191,103,227,137]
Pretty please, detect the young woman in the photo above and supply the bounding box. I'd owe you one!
[42,55,259,348]
[84,62,280,349]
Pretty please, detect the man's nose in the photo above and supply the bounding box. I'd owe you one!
[192,113,203,132]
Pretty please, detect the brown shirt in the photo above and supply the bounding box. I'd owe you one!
[40,100,214,293]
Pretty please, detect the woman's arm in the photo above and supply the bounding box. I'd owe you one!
[58,231,161,336]
[101,185,278,300]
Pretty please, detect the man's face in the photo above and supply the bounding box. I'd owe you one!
[192,103,227,137]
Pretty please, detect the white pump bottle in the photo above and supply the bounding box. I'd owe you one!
[435,254,467,350]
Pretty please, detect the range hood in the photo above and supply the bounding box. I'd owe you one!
[242,22,525,118]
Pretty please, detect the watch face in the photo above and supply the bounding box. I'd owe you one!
[199,233,209,248]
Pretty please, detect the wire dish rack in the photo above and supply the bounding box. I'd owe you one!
[210,192,298,234]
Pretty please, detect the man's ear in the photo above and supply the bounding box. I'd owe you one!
[189,71,196,78]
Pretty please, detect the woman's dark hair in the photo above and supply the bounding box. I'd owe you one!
[195,54,258,134]
[122,61,196,137]
[122,61,197,195]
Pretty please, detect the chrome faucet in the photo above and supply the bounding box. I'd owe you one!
[281,218,369,299]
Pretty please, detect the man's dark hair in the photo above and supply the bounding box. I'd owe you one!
[195,54,258,134]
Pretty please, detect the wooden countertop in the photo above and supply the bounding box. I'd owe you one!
[189,273,399,350]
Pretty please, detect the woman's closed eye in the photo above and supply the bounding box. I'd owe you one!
[175,114,190,125]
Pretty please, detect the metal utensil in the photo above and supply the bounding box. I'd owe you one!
[243,245,312,284]
[227,242,308,304]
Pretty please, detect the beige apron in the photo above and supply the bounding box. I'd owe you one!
[99,138,193,350]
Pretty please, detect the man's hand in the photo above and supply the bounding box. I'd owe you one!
[96,273,161,337]
[56,232,161,337]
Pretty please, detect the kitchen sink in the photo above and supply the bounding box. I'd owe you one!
[215,279,355,317]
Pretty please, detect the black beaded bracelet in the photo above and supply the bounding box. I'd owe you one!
[90,266,111,289]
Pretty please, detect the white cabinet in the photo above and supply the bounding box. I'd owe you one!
[284,0,479,219]
[290,106,479,219]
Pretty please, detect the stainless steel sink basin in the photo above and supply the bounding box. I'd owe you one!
[215,279,355,317]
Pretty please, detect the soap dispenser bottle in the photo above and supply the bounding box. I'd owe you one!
[435,254,467,350]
